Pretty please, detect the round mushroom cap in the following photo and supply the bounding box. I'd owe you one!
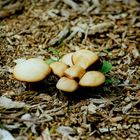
[56,77,78,92]
[79,71,105,87]
[64,65,86,80]
[50,61,68,77]
[72,49,99,69]
[60,53,74,66]
[13,58,51,82]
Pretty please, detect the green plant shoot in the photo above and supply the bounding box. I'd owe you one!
[100,61,112,73]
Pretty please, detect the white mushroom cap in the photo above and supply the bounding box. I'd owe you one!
[50,62,68,77]
[79,71,105,87]
[64,65,86,80]
[13,58,51,82]
[72,49,99,69]
[60,53,74,66]
[56,77,78,92]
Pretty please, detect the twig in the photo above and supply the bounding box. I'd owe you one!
[49,26,69,45]
[0,116,36,123]
[43,101,68,114]
[63,0,79,11]
[88,22,114,35]
[0,1,23,19]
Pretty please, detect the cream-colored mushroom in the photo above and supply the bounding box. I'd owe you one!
[13,58,51,82]
[64,65,86,80]
[50,62,68,77]
[72,49,99,69]
[60,52,74,66]
[79,71,105,87]
[56,77,78,92]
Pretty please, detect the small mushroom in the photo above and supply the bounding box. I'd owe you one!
[72,49,99,69]
[60,52,74,66]
[64,65,86,80]
[79,71,105,87]
[13,58,51,82]
[50,62,68,77]
[56,77,78,92]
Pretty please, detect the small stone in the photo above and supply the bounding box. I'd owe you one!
[77,127,84,135]
[122,124,131,129]
[132,124,140,130]
[21,113,32,127]
[99,128,109,133]
[117,124,122,130]
[87,103,97,114]
[81,106,87,111]
[110,127,117,131]
[0,129,15,140]
[99,104,105,108]
[124,97,131,102]
[122,103,132,114]
[57,126,76,136]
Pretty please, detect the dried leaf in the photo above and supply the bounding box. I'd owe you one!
[0,96,25,109]
[57,126,76,136]
[122,103,132,114]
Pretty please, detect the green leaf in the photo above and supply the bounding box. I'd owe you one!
[48,48,60,55]
[100,61,112,73]
[105,78,112,85]
[46,59,57,65]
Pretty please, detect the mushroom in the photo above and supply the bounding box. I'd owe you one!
[64,65,86,80]
[79,71,105,87]
[72,49,99,69]
[60,52,74,66]
[13,58,51,82]
[56,77,78,92]
[50,61,68,77]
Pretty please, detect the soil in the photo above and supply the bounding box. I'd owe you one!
[0,0,140,140]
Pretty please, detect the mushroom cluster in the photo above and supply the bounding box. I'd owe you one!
[13,49,105,93]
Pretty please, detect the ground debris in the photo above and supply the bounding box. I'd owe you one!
[63,0,79,11]
[0,1,23,19]
[41,127,51,140]
[110,116,123,123]
[99,127,109,133]
[57,125,76,136]
[87,103,97,114]
[122,103,133,114]
[0,128,15,140]
[88,22,114,35]
[0,96,25,109]
[49,26,69,45]
[0,0,140,139]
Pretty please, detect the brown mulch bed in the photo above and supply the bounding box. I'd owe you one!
[0,0,140,139]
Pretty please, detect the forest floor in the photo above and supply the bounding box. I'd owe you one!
[0,0,140,140]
